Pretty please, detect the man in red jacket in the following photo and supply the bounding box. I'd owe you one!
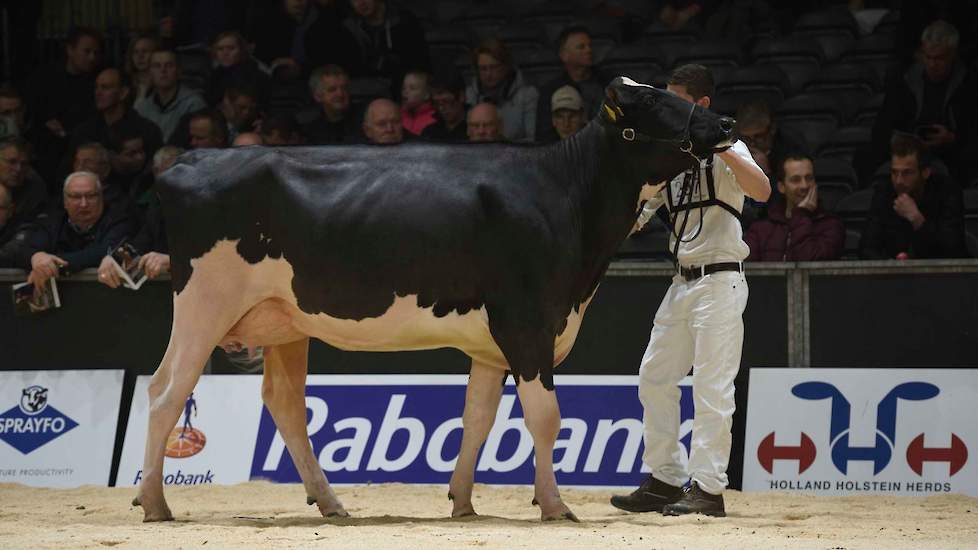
[745,153,845,261]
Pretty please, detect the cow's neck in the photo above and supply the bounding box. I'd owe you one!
[557,121,650,303]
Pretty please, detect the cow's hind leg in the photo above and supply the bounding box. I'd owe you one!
[134,301,236,521]
[448,361,505,518]
[262,337,348,518]
[488,310,578,522]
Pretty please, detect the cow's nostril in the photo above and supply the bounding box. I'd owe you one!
[719,117,735,134]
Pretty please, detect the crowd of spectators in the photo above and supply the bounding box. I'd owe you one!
[0,0,976,293]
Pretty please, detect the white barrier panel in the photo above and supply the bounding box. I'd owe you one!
[118,374,694,487]
[0,370,123,487]
[117,375,263,487]
[743,368,978,496]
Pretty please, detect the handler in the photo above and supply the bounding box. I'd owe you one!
[611,64,770,517]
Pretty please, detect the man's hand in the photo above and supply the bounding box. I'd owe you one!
[893,193,925,229]
[921,124,955,148]
[44,119,66,138]
[96,255,123,288]
[138,252,171,279]
[28,252,67,290]
[796,185,818,212]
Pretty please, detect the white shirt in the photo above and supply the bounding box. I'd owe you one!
[638,140,756,266]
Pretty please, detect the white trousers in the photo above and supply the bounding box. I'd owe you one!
[638,270,748,495]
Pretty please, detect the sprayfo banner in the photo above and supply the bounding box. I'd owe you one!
[0,370,123,487]
[743,368,978,497]
[119,374,694,487]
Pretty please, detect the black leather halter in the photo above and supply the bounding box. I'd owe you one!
[601,100,697,156]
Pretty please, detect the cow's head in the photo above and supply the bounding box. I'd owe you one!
[600,76,736,178]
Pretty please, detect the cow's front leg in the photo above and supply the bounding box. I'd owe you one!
[262,337,348,518]
[448,361,505,517]
[517,375,578,522]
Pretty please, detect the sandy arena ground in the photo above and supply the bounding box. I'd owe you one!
[0,482,975,549]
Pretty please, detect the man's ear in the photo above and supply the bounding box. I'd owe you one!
[120,85,130,103]
[697,96,711,109]
[922,166,932,182]
[777,180,786,194]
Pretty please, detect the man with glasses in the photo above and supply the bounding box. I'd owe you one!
[422,70,468,142]
[17,171,133,289]
[734,100,805,182]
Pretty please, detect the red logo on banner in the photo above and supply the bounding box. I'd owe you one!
[906,434,968,476]
[757,432,817,474]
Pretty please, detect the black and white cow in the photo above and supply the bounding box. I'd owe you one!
[133,77,737,522]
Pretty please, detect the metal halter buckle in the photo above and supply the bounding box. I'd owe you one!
[680,140,693,153]
[622,128,636,141]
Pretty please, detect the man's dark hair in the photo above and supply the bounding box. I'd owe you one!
[225,83,260,102]
[890,132,931,167]
[776,152,814,182]
[190,109,229,144]
[100,66,132,90]
[260,112,301,141]
[66,26,103,48]
[429,69,465,96]
[668,64,715,100]
[556,26,591,52]
[0,136,28,155]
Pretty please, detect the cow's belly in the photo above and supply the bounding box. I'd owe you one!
[197,240,587,370]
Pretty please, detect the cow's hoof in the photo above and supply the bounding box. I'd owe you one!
[324,509,350,519]
[131,496,141,507]
[451,505,477,518]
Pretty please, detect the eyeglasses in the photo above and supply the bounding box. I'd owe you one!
[64,191,102,202]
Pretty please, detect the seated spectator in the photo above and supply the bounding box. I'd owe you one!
[860,133,967,259]
[73,142,128,207]
[25,27,102,142]
[192,110,230,149]
[869,20,978,185]
[0,185,20,267]
[204,31,271,108]
[19,171,133,289]
[24,27,103,184]
[68,67,163,173]
[0,138,48,226]
[124,34,158,103]
[135,49,207,142]
[0,86,28,140]
[303,0,357,75]
[467,103,504,143]
[130,145,183,214]
[260,113,303,146]
[536,26,612,142]
[110,132,150,194]
[342,0,429,84]
[735,100,807,182]
[400,70,436,136]
[745,153,845,261]
[550,86,585,141]
[218,85,261,143]
[362,99,403,144]
[422,70,467,143]
[465,38,537,143]
[233,132,263,146]
[303,65,360,144]
[97,147,183,288]
[248,0,316,81]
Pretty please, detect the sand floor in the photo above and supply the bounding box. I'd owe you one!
[0,482,975,549]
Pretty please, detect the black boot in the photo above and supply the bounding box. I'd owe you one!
[610,475,684,513]
[661,482,726,517]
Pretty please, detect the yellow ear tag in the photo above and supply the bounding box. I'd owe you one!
[603,104,618,122]
[615,105,624,116]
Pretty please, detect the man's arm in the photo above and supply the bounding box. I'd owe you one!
[58,213,135,271]
[859,187,890,259]
[910,181,967,258]
[786,212,846,261]
[718,141,770,202]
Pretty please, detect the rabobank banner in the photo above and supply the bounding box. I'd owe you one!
[119,374,693,487]
[117,375,264,487]
[0,370,123,487]
[743,368,978,497]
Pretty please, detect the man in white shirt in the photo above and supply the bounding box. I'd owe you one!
[611,64,770,517]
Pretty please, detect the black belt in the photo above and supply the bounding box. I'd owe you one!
[678,262,743,282]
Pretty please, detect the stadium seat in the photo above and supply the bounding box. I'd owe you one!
[715,65,789,105]
[854,93,884,127]
[840,34,898,83]
[818,181,854,213]
[494,22,548,47]
[426,26,473,64]
[640,25,699,45]
[751,36,824,70]
[814,157,859,188]
[966,231,978,258]
[268,82,308,115]
[777,93,845,125]
[842,228,862,259]
[671,39,743,70]
[712,89,784,117]
[834,188,874,232]
[521,1,577,25]
[769,61,819,95]
[818,126,871,162]
[794,8,859,60]
[452,3,511,28]
[805,62,879,94]
[601,43,664,78]
[348,77,392,103]
[779,119,838,153]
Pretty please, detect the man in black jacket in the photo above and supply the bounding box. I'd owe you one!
[19,171,133,289]
[860,133,967,260]
[343,0,429,85]
[0,185,21,267]
[868,20,978,185]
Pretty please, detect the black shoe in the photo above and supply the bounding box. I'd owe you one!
[610,475,684,513]
[661,482,726,517]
